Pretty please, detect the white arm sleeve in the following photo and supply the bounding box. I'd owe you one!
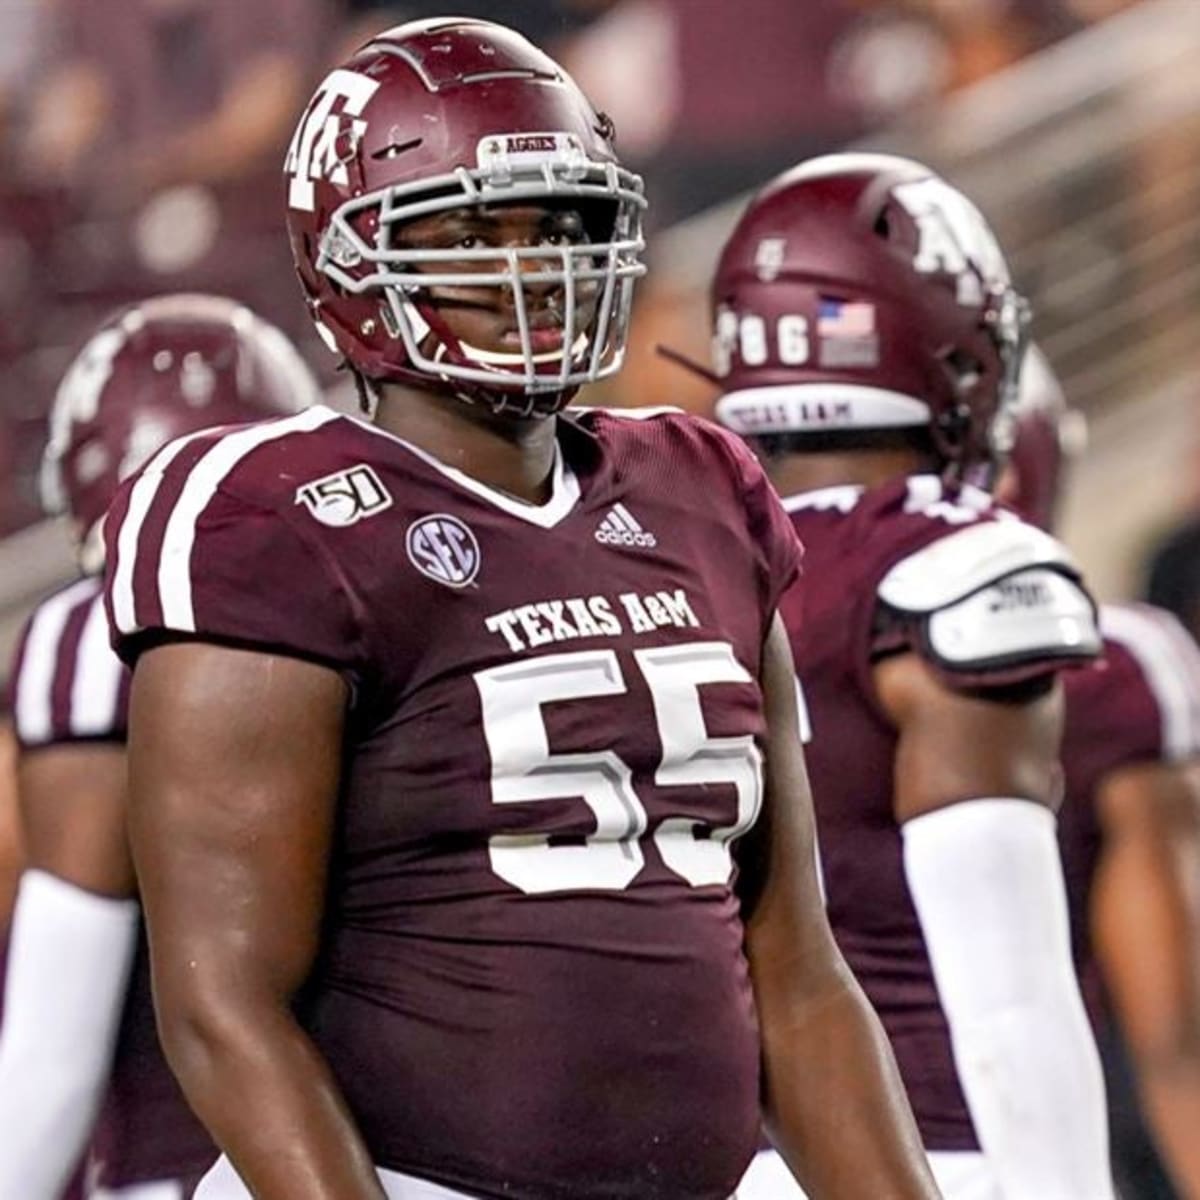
[0,869,140,1199]
[902,800,1114,1200]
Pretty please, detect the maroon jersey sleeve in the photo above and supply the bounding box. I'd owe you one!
[8,579,128,750]
[104,418,367,684]
[1098,603,1200,766]
[703,419,804,623]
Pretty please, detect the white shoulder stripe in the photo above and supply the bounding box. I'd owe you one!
[781,485,863,514]
[70,593,124,737]
[1101,603,1200,761]
[112,428,216,635]
[13,578,98,744]
[156,407,340,631]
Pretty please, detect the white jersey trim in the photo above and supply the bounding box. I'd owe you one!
[113,407,340,635]
[69,590,124,738]
[13,578,97,745]
[157,407,340,630]
[780,485,864,515]
[1101,603,1200,761]
[111,430,215,636]
[567,404,685,420]
[346,413,581,530]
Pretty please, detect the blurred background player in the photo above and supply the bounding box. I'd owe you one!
[999,348,1200,1200]
[0,715,19,938]
[0,294,321,1200]
[1143,514,1200,648]
[688,153,1114,1200]
[105,19,939,1200]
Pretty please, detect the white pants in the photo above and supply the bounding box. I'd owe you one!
[196,1154,477,1199]
[736,1148,1001,1200]
[91,1183,186,1200]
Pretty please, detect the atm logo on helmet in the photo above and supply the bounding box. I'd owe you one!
[891,177,1011,307]
[286,69,380,212]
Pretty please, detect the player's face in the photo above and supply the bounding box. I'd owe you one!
[399,202,598,358]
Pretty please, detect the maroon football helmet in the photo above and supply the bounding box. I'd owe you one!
[283,18,647,416]
[998,344,1088,532]
[708,153,1030,480]
[41,293,322,573]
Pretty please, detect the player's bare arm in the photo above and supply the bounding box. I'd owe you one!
[0,720,22,926]
[740,618,939,1199]
[876,654,1063,822]
[1092,758,1200,1196]
[127,640,385,1200]
[19,746,133,898]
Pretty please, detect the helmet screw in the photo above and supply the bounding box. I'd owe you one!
[360,318,376,336]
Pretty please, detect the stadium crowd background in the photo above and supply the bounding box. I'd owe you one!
[0,0,1196,1193]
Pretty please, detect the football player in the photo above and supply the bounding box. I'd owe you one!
[691,154,1115,1199]
[103,19,939,1200]
[999,348,1200,1198]
[0,294,321,1199]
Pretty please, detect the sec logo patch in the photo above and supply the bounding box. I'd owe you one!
[406,514,481,588]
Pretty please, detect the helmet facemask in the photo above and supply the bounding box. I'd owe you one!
[939,282,1031,489]
[316,142,646,416]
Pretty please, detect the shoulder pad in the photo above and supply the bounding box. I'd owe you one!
[878,519,1078,613]
[925,568,1101,674]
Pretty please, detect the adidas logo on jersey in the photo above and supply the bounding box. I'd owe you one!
[595,504,657,549]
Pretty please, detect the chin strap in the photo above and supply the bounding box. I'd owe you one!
[654,342,722,385]
[411,296,577,418]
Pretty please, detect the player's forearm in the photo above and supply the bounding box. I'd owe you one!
[1136,1053,1200,1199]
[904,801,1114,1198]
[949,1000,1112,1198]
[158,992,386,1199]
[0,871,138,1198]
[760,961,940,1199]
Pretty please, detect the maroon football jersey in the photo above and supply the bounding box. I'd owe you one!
[777,475,1097,1152]
[1059,602,1200,1019]
[104,405,802,1200]
[7,576,216,1188]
